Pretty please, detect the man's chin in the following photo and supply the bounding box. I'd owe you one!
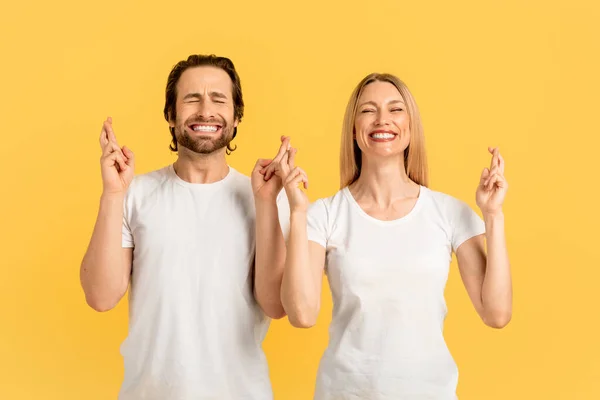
[180,140,229,155]
[176,129,233,155]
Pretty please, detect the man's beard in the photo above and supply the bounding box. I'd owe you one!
[175,116,233,155]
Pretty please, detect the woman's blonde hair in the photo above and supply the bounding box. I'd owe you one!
[340,73,429,189]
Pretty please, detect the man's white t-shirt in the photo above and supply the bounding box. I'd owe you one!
[307,186,485,400]
[118,164,289,400]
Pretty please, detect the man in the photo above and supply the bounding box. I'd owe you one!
[80,54,290,399]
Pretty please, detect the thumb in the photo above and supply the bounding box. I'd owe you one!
[123,146,135,164]
[253,158,271,173]
[480,167,489,181]
[255,158,272,168]
[479,168,490,188]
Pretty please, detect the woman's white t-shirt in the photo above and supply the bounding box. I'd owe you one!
[307,186,485,400]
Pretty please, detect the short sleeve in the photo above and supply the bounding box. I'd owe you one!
[449,197,485,252]
[122,185,135,249]
[307,199,328,248]
[276,189,291,241]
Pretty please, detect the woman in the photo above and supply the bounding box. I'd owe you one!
[271,73,512,399]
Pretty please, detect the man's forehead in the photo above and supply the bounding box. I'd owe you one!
[178,66,233,90]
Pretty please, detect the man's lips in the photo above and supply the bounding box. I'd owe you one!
[188,123,222,133]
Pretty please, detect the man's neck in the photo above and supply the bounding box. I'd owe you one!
[173,148,229,184]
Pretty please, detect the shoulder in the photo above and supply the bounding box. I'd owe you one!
[311,189,346,212]
[227,167,253,191]
[307,189,348,225]
[422,186,483,235]
[228,167,250,183]
[123,165,172,218]
[422,186,472,214]
[127,165,172,198]
[423,186,454,204]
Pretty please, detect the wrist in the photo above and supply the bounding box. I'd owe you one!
[483,210,504,224]
[254,195,278,206]
[101,191,126,202]
[290,209,308,219]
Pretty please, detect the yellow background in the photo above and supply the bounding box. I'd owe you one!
[1,0,599,398]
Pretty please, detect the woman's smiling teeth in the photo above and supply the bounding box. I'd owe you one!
[369,132,396,141]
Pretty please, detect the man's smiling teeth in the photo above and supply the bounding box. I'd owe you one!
[193,125,218,132]
[371,133,395,139]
